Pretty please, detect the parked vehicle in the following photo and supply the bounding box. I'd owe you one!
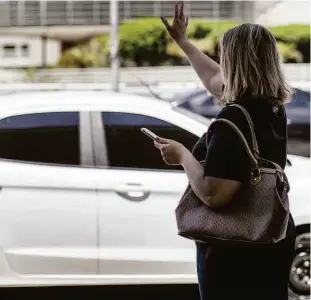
[0,91,308,300]
[171,86,310,157]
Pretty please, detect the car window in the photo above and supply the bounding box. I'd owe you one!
[102,112,198,171]
[0,112,80,165]
[286,89,310,108]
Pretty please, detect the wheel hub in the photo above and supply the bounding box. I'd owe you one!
[289,232,310,299]
[290,251,310,292]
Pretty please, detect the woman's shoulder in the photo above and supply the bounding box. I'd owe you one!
[274,104,287,118]
[217,101,287,121]
[207,105,252,145]
[214,102,287,140]
[216,104,250,129]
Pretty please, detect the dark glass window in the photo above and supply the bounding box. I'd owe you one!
[0,112,80,165]
[102,112,198,171]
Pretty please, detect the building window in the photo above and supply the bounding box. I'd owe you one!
[2,44,16,57]
[21,44,30,57]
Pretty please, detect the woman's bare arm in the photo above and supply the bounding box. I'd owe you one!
[177,39,223,99]
[161,2,223,99]
[180,149,241,209]
[154,137,240,209]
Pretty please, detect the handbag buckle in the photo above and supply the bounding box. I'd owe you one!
[250,168,261,185]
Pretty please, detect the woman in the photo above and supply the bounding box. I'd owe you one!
[156,3,296,300]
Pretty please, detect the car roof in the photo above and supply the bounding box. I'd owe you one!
[0,90,171,111]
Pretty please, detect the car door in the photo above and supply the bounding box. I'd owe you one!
[0,111,98,277]
[92,108,203,283]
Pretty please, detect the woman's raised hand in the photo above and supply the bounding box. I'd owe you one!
[161,2,189,44]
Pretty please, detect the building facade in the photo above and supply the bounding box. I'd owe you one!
[0,0,255,68]
[0,35,60,68]
[0,1,254,27]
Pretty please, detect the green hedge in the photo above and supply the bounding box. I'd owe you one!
[58,36,110,68]
[118,17,169,66]
[57,18,310,67]
[278,42,303,63]
[268,24,310,43]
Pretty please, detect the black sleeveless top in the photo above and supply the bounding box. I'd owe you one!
[192,98,288,183]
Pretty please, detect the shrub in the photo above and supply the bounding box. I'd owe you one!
[57,18,310,67]
[58,47,98,68]
[167,37,216,57]
[118,17,169,66]
[277,42,303,63]
[118,18,241,66]
[87,35,110,67]
[58,35,110,68]
[186,18,213,39]
[269,24,310,63]
[268,24,310,43]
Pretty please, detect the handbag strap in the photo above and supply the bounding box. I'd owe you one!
[206,118,259,169]
[230,104,260,159]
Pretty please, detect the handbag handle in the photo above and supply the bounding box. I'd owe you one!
[230,104,260,159]
[206,118,259,169]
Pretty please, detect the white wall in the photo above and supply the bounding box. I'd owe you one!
[0,36,61,68]
[255,0,310,26]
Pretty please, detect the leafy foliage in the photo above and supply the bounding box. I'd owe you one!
[57,18,310,67]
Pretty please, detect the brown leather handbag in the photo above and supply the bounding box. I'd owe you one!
[175,104,290,247]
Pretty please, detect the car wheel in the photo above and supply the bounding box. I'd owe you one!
[289,232,310,300]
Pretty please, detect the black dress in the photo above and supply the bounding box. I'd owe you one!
[192,98,296,300]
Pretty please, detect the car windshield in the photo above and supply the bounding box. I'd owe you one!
[173,106,211,126]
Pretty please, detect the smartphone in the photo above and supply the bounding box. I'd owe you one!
[141,128,158,141]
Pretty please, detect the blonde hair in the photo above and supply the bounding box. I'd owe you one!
[219,23,293,105]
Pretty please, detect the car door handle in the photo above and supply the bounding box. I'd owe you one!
[115,183,150,202]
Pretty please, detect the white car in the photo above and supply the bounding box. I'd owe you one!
[0,91,309,299]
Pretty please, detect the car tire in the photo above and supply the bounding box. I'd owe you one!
[289,231,310,300]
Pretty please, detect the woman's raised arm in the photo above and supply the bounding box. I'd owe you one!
[161,2,223,99]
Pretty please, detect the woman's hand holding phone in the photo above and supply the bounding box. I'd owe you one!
[155,137,189,166]
[141,128,188,165]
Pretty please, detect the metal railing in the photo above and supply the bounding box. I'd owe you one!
[0,64,309,87]
[0,82,194,100]
[0,1,255,27]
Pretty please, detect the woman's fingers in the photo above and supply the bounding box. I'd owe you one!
[174,2,179,20]
[154,141,164,149]
[155,137,171,144]
[161,17,171,30]
[179,2,184,19]
[154,140,171,150]
[185,16,189,27]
